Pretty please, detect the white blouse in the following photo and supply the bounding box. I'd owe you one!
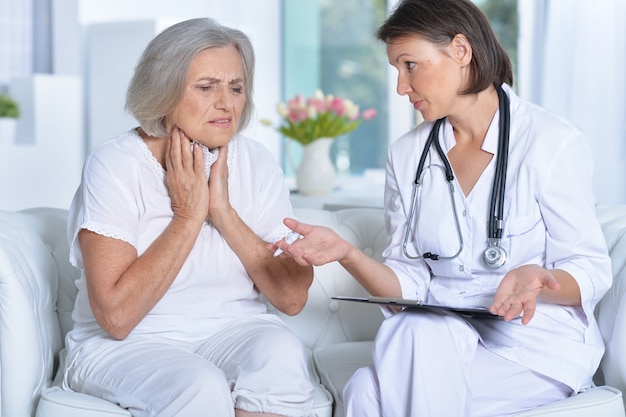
[382,85,612,391]
[66,130,294,341]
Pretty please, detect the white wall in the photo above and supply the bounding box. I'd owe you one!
[78,0,283,158]
[1,75,83,211]
[86,19,179,150]
[518,0,626,205]
[0,0,282,211]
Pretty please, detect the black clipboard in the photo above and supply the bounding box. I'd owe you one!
[332,296,503,319]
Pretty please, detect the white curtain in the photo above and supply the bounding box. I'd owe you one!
[518,0,626,205]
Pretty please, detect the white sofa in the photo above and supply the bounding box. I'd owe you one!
[1,206,625,417]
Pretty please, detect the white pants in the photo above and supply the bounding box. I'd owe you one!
[65,315,314,417]
[343,311,572,417]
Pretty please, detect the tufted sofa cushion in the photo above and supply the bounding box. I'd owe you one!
[1,206,625,417]
[271,208,388,415]
[274,208,387,347]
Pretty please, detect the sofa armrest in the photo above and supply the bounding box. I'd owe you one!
[596,206,626,398]
[0,209,65,416]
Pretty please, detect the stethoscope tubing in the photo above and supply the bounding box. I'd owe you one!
[487,86,510,241]
[402,171,464,260]
[402,85,510,267]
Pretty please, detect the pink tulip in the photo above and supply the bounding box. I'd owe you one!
[288,94,303,109]
[362,108,377,120]
[307,97,326,113]
[288,108,308,123]
[330,97,345,116]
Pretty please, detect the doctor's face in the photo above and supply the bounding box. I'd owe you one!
[167,46,246,148]
[386,35,466,122]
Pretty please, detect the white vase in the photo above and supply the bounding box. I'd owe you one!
[0,118,17,143]
[296,137,336,196]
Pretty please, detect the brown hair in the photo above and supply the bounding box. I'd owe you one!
[376,0,513,94]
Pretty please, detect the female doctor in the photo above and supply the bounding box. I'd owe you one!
[274,0,612,415]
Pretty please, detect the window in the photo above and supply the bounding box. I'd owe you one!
[282,0,389,178]
[0,0,33,91]
[0,0,51,92]
[282,0,518,182]
[475,0,518,82]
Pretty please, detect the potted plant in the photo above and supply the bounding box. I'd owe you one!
[0,94,19,142]
[264,89,376,195]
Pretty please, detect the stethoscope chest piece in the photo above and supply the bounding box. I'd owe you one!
[482,239,507,269]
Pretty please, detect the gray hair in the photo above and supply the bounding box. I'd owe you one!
[125,18,255,137]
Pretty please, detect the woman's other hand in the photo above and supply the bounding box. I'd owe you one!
[206,144,231,227]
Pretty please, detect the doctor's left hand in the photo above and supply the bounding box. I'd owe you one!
[490,264,560,325]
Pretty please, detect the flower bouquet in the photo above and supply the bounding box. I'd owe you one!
[269,89,376,146]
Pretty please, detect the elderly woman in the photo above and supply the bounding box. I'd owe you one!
[62,18,315,417]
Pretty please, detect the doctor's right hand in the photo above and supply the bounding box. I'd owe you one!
[277,218,354,267]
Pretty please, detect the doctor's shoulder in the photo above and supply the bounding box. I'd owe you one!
[514,100,588,152]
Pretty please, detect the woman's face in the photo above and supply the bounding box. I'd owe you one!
[167,45,246,148]
[386,35,468,122]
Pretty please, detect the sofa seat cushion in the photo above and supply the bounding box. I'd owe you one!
[314,341,374,416]
[516,386,624,417]
[36,387,132,417]
[37,385,334,417]
[313,343,625,417]
[311,384,334,417]
[37,348,334,417]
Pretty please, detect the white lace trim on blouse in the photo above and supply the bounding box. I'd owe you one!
[81,220,137,249]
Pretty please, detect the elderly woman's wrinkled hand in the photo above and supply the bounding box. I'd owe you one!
[165,127,209,225]
[206,144,232,226]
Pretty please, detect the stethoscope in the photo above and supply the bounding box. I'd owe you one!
[402,85,510,269]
